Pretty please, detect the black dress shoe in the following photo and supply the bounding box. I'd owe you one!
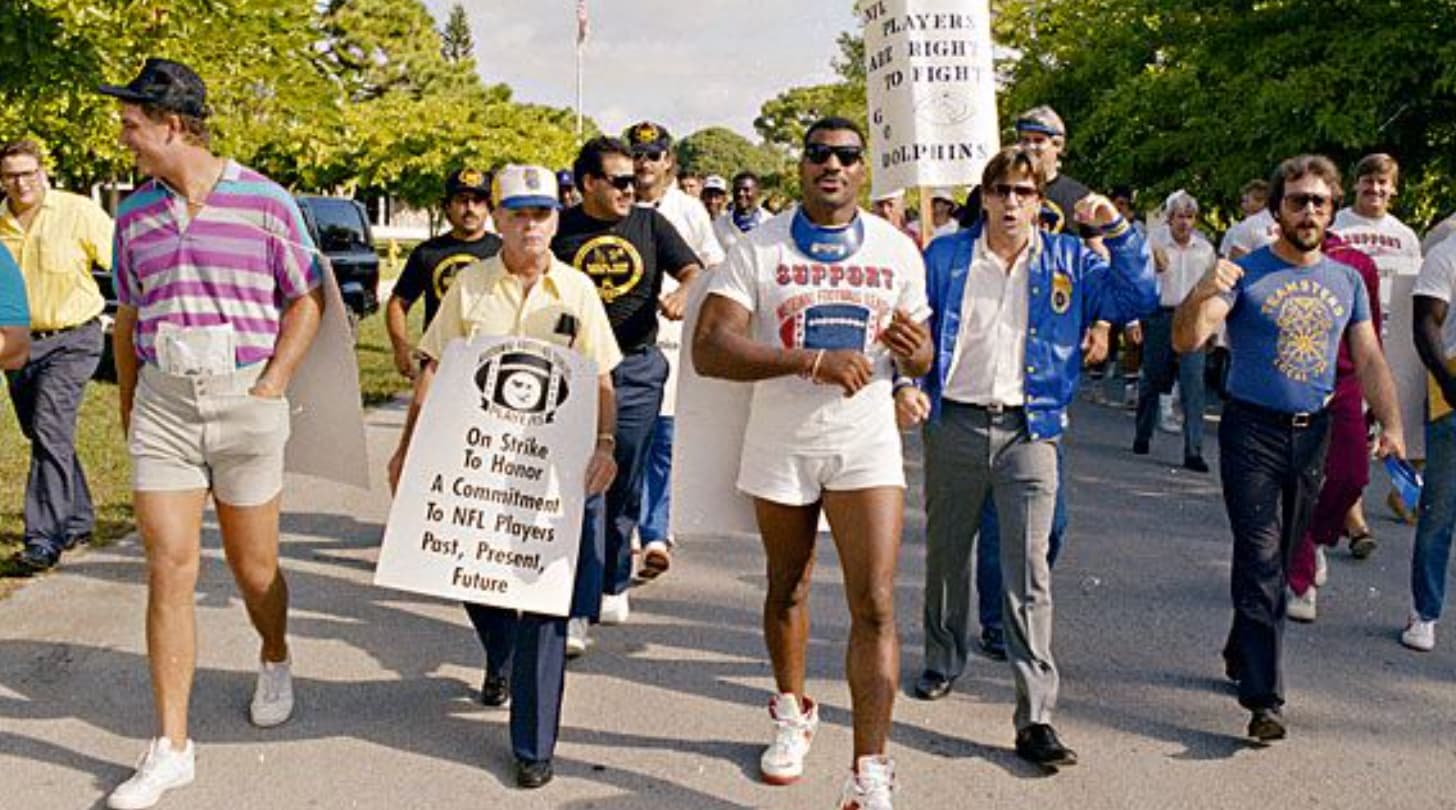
[13,545,59,574]
[979,627,1007,661]
[515,758,554,789]
[1247,708,1286,742]
[1183,455,1210,473]
[1132,438,1150,455]
[1015,723,1078,769]
[913,670,954,700]
[480,673,510,707]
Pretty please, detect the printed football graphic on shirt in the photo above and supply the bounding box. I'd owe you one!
[1262,280,1346,383]
[572,235,644,302]
[432,253,480,300]
[780,303,874,351]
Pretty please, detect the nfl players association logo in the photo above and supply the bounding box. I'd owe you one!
[474,341,572,425]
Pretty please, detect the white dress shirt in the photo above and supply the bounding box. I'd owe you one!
[942,232,1035,406]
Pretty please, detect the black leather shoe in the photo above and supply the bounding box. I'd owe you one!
[13,545,59,575]
[1223,654,1241,684]
[980,627,1007,661]
[913,670,954,700]
[1132,438,1150,455]
[515,758,554,789]
[62,533,91,551]
[1015,723,1078,769]
[1247,708,1286,742]
[480,673,510,707]
[1183,455,1210,473]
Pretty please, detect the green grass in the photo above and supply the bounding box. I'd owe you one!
[1,312,420,579]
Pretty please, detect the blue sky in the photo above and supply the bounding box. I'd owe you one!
[423,0,860,141]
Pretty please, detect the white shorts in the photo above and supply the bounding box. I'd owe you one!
[736,434,905,506]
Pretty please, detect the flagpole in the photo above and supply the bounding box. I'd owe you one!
[575,44,583,140]
[575,0,586,141]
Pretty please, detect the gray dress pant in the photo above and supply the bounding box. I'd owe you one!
[922,401,1061,730]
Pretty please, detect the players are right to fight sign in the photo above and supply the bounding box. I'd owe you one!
[375,335,598,617]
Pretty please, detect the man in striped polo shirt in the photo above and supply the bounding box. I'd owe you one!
[100,58,324,810]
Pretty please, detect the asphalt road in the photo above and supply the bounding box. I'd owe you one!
[1,395,1452,809]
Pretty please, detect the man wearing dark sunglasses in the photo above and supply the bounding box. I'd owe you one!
[624,120,725,587]
[694,116,932,810]
[904,145,1157,772]
[1173,154,1404,742]
[551,135,703,655]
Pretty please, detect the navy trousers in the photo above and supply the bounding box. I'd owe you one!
[6,320,102,554]
[603,347,668,594]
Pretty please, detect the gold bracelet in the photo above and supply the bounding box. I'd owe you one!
[596,433,616,449]
[803,348,825,383]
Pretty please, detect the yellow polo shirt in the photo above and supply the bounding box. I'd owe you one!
[418,254,622,374]
[0,189,111,331]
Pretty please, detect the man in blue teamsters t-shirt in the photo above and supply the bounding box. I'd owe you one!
[1172,154,1404,743]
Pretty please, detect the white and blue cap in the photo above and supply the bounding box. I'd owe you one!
[492,164,559,210]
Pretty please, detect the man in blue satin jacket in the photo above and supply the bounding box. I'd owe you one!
[898,145,1156,769]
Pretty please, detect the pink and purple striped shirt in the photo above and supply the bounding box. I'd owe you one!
[113,161,322,367]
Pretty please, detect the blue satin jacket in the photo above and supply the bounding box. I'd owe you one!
[921,220,1158,440]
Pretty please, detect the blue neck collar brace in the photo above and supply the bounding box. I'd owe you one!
[791,208,865,263]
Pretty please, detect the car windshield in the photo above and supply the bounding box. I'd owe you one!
[309,199,368,252]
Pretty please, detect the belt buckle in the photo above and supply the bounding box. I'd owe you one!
[985,402,1005,415]
[1292,412,1311,428]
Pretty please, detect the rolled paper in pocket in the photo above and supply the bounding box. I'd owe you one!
[1384,456,1423,512]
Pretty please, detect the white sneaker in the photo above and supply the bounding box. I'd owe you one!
[600,592,630,625]
[638,540,671,581]
[250,657,294,727]
[760,693,818,785]
[107,738,195,809]
[1287,587,1317,623]
[566,617,589,658]
[837,754,896,810]
[1401,612,1437,651]
[1314,546,1328,587]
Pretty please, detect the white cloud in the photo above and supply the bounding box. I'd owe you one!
[426,0,859,140]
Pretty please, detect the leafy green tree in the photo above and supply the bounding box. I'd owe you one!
[677,127,781,180]
[440,3,474,65]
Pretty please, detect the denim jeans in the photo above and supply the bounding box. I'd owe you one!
[1412,413,1456,621]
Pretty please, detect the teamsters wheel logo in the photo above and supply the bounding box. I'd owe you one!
[475,344,571,425]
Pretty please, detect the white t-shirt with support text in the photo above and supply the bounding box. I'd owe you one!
[706,210,930,454]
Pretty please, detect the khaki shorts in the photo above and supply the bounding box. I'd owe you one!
[129,363,290,506]
[736,433,906,507]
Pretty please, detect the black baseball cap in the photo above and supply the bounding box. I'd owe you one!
[98,58,210,118]
[445,167,492,198]
[624,121,672,154]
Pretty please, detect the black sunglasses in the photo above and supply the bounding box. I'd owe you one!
[601,173,637,191]
[632,149,666,162]
[1283,192,1331,212]
[803,143,865,166]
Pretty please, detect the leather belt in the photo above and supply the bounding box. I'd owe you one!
[31,317,98,340]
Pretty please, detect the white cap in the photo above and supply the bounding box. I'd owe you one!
[872,188,906,202]
[930,187,956,203]
[492,164,559,210]
[703,175,728,193]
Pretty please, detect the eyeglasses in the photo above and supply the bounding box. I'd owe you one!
[803,143,864,166]
[989,183,1039,201]
[603,174,637,191]
[632,149,665,162]
[0,169,40,186]
[1283,193,1331,212]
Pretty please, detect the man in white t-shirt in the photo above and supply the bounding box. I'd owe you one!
[1133,191,1217,470]
[1423,211,1456,256]
[1221,179,1280,259]
[1333,152,1427,524]
[1403,236,1456,651]
[693,116,931,810]
[627,120,726,580]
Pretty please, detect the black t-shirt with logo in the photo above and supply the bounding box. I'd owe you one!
[393,232,504,328]
[552,206,700,353]
[1040,173,1100,239]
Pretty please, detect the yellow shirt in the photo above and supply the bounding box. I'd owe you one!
[0,189,111,331]
[418,254,622,374]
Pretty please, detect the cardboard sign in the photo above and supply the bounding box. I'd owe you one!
[860,0,1000,199]
[375,335,598,616]
[284,256,370,489]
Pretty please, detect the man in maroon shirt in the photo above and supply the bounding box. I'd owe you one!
[1285,232,1383,621]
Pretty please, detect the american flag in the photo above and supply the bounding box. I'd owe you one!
[576,0,589,45]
